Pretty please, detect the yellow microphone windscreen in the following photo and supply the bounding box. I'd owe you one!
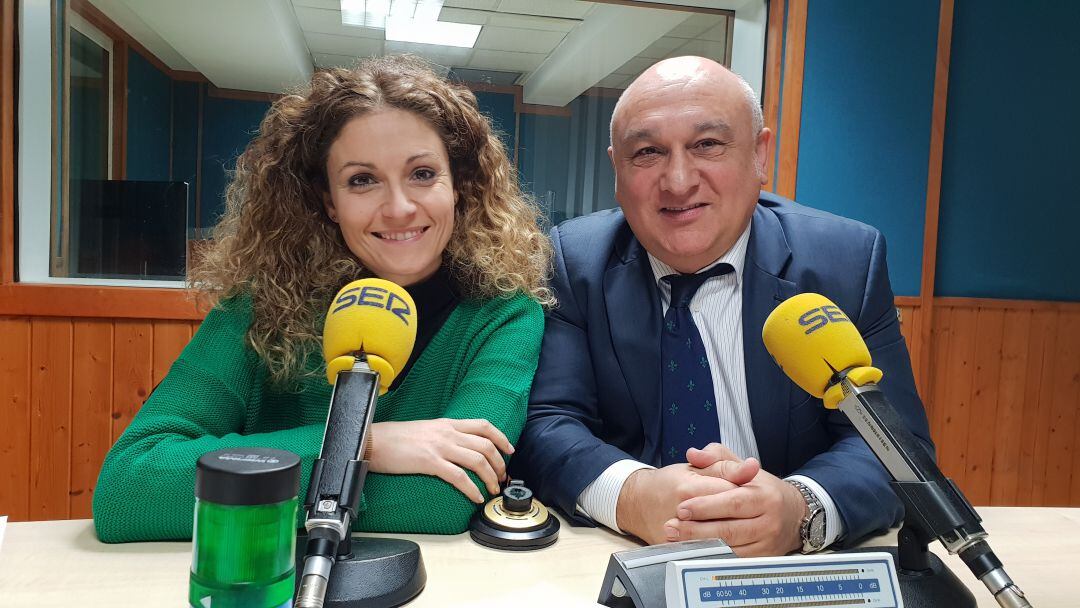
[761,293,872,398]
[323,278,417,393]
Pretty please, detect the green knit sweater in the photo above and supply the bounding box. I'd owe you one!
[92,292,544,543]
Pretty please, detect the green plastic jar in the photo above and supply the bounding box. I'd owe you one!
[190,448,301,608]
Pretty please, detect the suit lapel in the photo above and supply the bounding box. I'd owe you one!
[742,205,798,473]
[604,223,664,466]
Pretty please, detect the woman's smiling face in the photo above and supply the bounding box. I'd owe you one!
[324,107,456,286]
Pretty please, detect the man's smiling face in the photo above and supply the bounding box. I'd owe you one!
[609,58,770,273]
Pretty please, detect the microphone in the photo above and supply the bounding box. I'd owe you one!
[322,278,417,395]
[295,278,419,608]
[763,293,1031,608]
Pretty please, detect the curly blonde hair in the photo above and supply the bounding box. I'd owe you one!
[190,55,553,385]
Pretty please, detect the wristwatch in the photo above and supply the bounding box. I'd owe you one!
[788,480,826,553]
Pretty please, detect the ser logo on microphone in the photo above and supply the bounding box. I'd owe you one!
[798,305,850,335]
[332,285,412,325]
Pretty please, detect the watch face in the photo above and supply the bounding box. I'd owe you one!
[808,510,827,547]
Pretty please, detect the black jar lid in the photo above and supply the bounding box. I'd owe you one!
[195,448,301,506]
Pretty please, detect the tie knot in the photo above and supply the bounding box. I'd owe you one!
[663,263,735,309]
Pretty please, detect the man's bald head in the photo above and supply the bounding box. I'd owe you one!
[604,55,772,274]
[610,56,763,147]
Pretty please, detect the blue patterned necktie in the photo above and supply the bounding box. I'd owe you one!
[660,263,735,465]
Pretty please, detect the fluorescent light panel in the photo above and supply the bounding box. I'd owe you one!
[341,0,387,28]
[341,0,445,28]
[341,0,480,47]
[385,18,481,48]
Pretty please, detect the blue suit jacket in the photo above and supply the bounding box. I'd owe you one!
[511,192,934,545]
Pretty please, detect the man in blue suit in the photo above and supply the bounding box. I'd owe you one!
[511,57,932,555]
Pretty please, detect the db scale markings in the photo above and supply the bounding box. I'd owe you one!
[696,569,880,605]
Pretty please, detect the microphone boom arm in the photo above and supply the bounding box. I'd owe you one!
[836,375,1032,608]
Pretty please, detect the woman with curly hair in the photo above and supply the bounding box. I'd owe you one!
[92,55,552,542]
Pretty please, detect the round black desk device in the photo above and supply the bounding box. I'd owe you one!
[469,480,560,550]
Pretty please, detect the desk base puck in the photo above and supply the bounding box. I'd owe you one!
[469,480,560,551]
[469,511,560,551]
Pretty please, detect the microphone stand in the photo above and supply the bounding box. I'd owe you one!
[837,375,1031,608]
[850,494,980,608]
[295,355,426,608]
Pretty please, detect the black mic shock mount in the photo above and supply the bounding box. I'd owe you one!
[835,373,1031,608]
[295,355,425,608]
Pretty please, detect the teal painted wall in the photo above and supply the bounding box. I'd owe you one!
[935,0,1080,301]
[518,113,571,224]
[170,82,199,235]
[198,95,270,229]
[124,49,171,182]
[792,0,1079,301]
[795,0,939,297]
[518,94,617,226]
[124,55,268,235]
[473,91,516,157]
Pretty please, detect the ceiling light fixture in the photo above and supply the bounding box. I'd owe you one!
[340,0,480,48]
[385,18,481,48]
[340,0,391,28]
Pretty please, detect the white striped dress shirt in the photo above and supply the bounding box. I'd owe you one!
[575,223,844,549]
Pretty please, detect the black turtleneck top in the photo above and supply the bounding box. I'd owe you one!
[392,266,461,390]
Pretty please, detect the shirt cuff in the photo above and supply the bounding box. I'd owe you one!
[786,474,845,548]
[576,459,656,534]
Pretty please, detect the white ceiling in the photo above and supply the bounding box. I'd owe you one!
[115,0,311,92]
[91,0,765,104]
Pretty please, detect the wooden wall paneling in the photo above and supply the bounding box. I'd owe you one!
[1044,312,1080,505]
[917,0,955,386]
[0,284,203,319]
[2,298,1078,519]
[964,307,1005,505]
[775,0,807,199]
[990,309,1032,505]
[29,318,73,520]
[0,317,31,520]
[111,321,153,443]
[897,304,915,345]
[1071,313,1080,504]
[1019,310,1058,506]
[892,296,921,309]
[936,306,978,489]
[898,304,924,395]
[910,305,924,394]
[69,320,113,518]
[927,305,953,446]
[1,0,15,283]
[152,320,192,386]
[762,0,784,192]
[913,305,927,397]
